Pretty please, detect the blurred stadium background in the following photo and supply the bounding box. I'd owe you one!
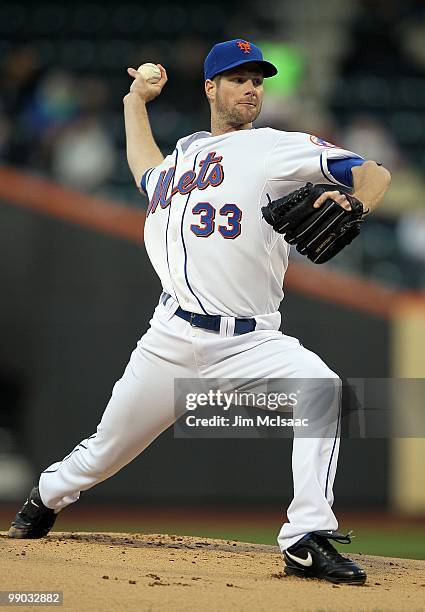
[0,0,424,560]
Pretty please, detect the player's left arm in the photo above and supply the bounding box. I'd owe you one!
[351,161,391,214]
[313,160,391,213]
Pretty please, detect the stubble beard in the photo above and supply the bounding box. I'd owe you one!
[214,93,262,128]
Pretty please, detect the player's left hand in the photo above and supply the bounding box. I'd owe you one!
[313,190,352,211]
[261,182,366,264]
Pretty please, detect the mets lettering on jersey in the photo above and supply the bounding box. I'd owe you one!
[147,152,224,215]
[142,128,361,318]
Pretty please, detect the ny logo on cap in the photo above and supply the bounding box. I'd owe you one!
[236,40,251,54]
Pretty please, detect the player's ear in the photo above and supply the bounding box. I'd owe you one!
[205,79,216,103]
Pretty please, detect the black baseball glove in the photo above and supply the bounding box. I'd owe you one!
[261,183,367,264]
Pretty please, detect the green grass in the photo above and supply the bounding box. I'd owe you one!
[335,531,425,560]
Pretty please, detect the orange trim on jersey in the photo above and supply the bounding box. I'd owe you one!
[175,170,197,195]
[218,204,242,239]
[148,169,167,215]
[196,151,224,191]
[149,152,224,207]
[159,166,177,209]
[190,202,216,237]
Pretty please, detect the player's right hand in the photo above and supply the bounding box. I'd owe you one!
[124,64,168,103]
[313,190,352,211]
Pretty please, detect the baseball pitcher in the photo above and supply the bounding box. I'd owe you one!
[9,39,391,585]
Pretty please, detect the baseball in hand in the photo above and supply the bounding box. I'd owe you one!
[137,63,161,84]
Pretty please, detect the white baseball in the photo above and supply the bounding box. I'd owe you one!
[137,63,161,84]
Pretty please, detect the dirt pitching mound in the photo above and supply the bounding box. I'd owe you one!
[1,532,424,611]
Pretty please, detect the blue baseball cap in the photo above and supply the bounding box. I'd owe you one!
[204,39,278,81]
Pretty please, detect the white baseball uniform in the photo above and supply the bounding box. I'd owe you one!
[39,128,361,551]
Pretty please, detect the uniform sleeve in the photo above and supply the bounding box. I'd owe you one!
[140,167,154,195]
[265,132,364,188]
[327,157,365,188]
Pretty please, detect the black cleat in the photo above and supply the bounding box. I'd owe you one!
[284,530,367,585]
[8,487,58,539]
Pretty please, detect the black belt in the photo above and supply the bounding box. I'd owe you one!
[175,306,256,335]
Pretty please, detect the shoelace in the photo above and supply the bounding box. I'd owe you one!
[313,535,348,561]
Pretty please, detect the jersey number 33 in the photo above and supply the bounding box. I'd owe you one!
[190,202,242,239]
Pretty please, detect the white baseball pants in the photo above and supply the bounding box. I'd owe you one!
[39,293,341,551]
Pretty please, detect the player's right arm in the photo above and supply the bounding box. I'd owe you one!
[123,64,168,191]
